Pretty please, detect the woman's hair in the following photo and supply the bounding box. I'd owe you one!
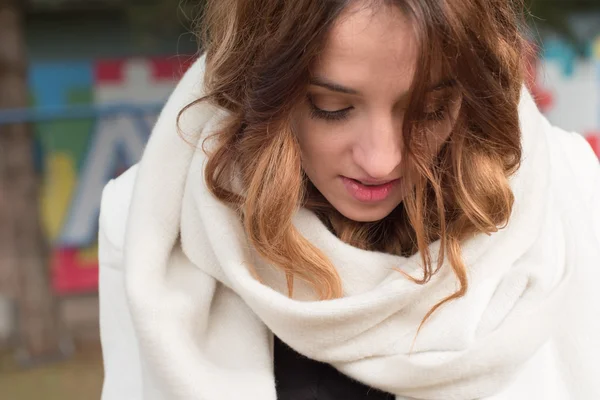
[187,0,528,326]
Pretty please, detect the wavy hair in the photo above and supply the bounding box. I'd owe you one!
[184,0,528,327]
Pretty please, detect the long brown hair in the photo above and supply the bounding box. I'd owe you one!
[185,0,527,325]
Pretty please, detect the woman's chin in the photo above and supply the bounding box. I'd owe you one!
[332,199,400,223]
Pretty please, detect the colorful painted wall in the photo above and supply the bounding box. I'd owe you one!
[29,57,191,294]
[530,37,600,155]
[28,38,600,295]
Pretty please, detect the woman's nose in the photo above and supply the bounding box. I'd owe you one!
[353,115,402,179]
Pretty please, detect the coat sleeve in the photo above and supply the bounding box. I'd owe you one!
[549,128,600,398]
[98,166,143,400]
[590,146,600,257]
[557,130,600,241]
[573,136,600,398]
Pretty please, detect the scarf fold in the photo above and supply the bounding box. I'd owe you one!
[122,56,598,399]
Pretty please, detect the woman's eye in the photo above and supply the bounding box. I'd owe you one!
[306,95,450,123]
[307,95,353,122]
[423,104,449,122]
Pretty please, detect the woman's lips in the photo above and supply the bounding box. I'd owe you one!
[341,176,400,202]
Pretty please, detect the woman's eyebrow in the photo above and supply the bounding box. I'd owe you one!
[309,76,360,95]
[309,76,456,98]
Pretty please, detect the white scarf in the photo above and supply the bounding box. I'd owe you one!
[122,56,600,399]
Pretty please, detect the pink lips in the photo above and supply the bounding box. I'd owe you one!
[341,176,400,202]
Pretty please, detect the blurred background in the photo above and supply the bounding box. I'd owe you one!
[0,0,598,399]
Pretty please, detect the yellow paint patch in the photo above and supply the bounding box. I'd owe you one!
[40,154,76,242]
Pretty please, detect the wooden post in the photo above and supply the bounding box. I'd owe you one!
[0,0,63,361]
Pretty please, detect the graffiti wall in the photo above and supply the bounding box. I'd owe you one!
[531,37,600,156]
[29,57,191,294]
[29,38,600,295]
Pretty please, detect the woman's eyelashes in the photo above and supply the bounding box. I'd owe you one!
[307,95,353,122]
[423,105,449,121]
[306,94,450,123]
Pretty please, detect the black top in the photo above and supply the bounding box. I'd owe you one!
[274,336,395,400]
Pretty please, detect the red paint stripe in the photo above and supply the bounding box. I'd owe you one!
[150,57,194,81]
[585,133,600,158]
[95,59,126,84]
[51,248,99,295]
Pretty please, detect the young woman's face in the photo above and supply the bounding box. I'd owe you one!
[294,4,458,222]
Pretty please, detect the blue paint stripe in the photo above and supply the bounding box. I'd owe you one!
[29,62,93,107]
[0,103,164,125]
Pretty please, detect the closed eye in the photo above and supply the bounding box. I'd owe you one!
[307,95,353,122]
[423,105,449,122]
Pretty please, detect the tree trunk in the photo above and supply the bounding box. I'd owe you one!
[0,0,62,359]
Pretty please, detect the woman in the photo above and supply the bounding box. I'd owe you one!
[99,0,600,399]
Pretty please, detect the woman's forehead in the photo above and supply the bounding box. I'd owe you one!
[325,3,416,64]
[310,3,422,98]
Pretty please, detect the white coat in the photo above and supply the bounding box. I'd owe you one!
[99,56,600,399]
